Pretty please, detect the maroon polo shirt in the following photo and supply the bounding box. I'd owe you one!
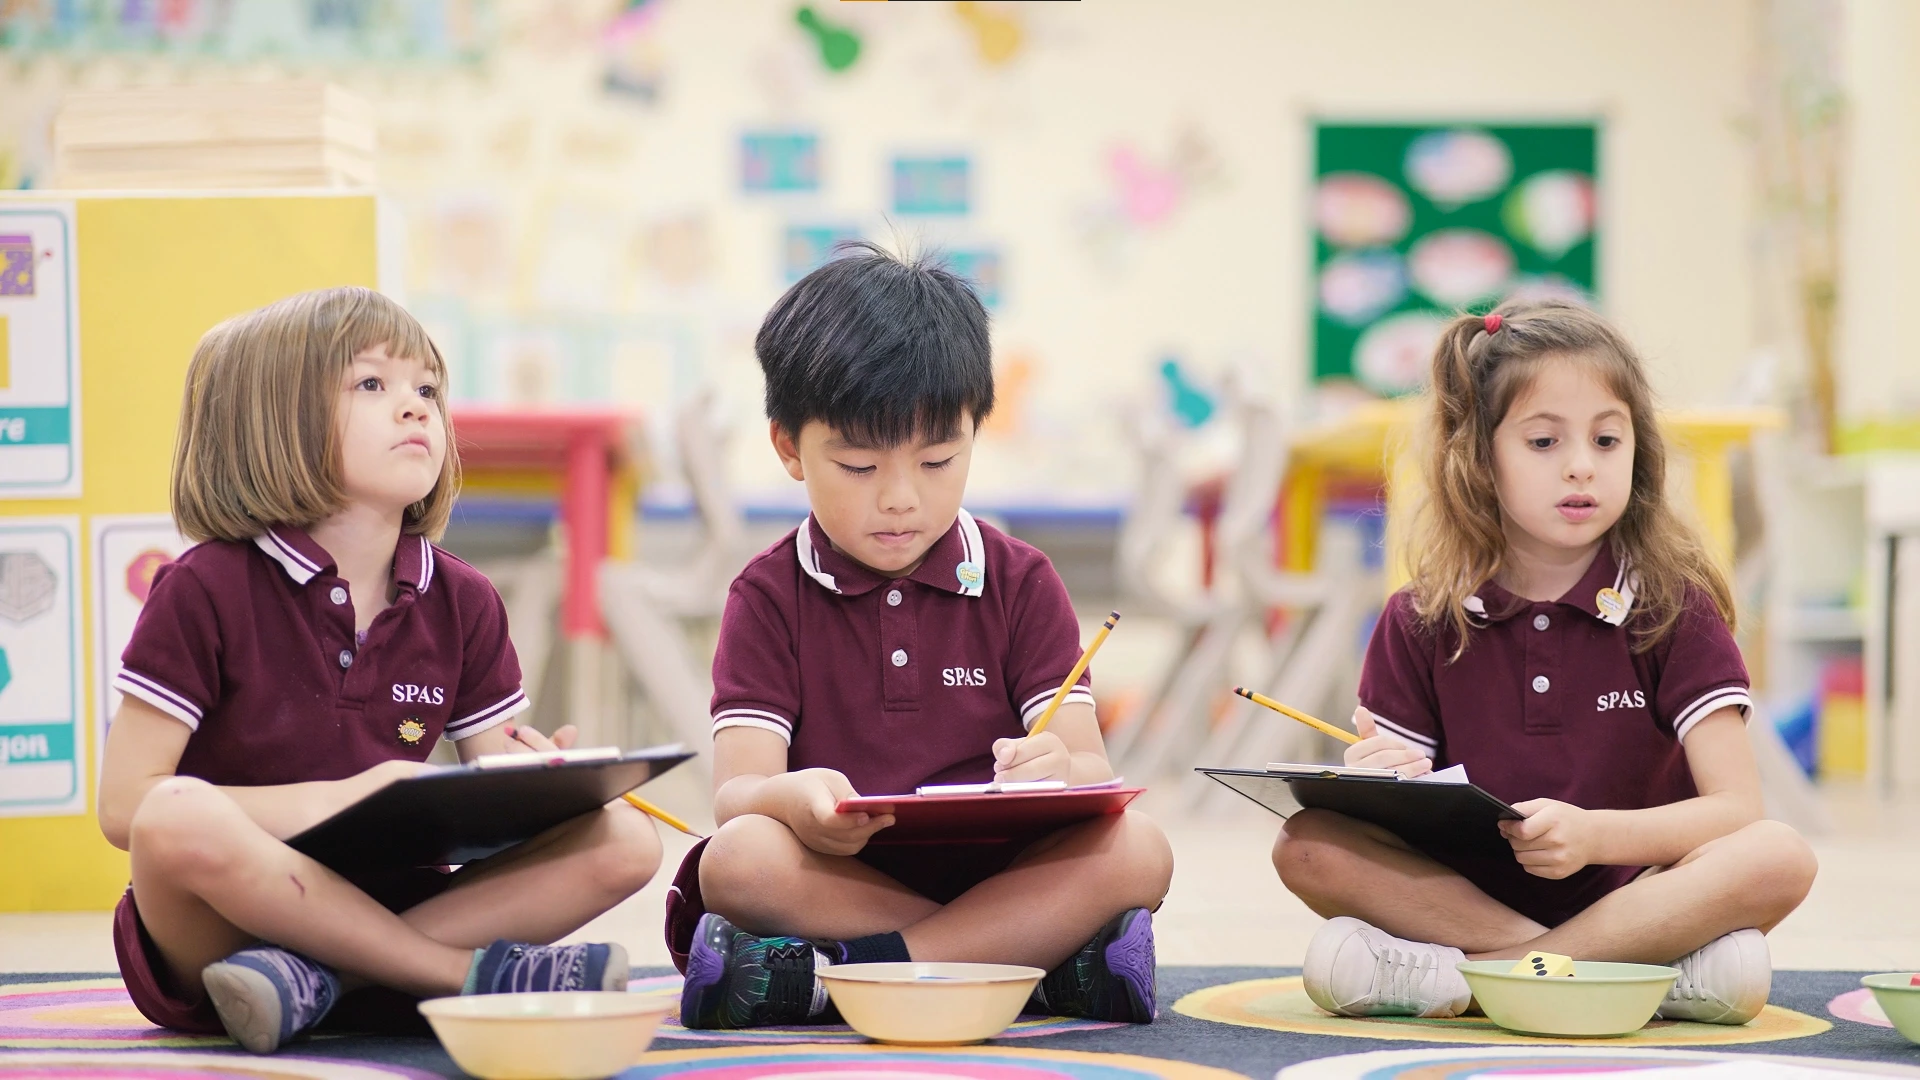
[115,526,528,786]
[1356,543,1751,926]
[710,509,1094,797]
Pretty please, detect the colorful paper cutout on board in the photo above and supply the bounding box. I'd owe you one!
[955,1,1023,66]
[784,224,862,283]
[1311,123,1597,395]
[1404,129,1513,209]
[742,132,821,193]
[1407,229,1515,307]
[894,156,971,215]
[1505,169,1596,258]
[1315,174,1412,249]
[1319,250,1407,326]
[796,5,861,73]
[945,248,1002,307]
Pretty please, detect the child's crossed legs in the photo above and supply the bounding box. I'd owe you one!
[1272,808,1814,962]
[128,775,661,1004]
[701,809,1172,967]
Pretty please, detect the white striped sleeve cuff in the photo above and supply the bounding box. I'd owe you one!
[445,689,531,740]
[714,708,794,744]
[1371,713,1438,755]
[1673,687,1754,743]
[113,670,204,731]
[1020,687,1097,730]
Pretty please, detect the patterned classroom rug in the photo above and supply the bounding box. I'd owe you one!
[8,968,1920,1078]
[1174,974,1830,1046]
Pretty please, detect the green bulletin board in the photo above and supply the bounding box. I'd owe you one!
[1312,123,1598,395]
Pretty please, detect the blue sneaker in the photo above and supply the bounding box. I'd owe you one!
[201,945,341,1054]
[468,940,630,994]
[1029,908,1156,1023]
[679,913,835,1029]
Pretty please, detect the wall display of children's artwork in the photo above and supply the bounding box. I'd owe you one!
[783,224,862,283]
[945,248,1003,308]
[1312,123,1598,396]
[794,5,861,74]
[0,516,83,818]
[0,203,81,498]
[91,516,190,779]
[742,132,822,194]
[0,0,494,63]
[953,2,1023,67]
[893,156,971,215]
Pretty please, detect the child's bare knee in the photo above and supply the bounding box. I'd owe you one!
[701,815,798,902]
[1271,809,1349,894]
[1741,819,1817,915]
[590,805,662,899]
[129,777,236,883]
[1122,813,1174,900]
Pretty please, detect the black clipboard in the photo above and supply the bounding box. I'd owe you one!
[1197,765,1525,856]
[289,745,694,871]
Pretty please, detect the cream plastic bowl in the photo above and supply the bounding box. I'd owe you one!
[417,991,674,1080]
[1457,960,1680,1038]
[816,961,1047,1045]
[1861,973,1920,1043]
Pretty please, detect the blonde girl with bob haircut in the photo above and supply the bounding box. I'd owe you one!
[98,287,660,1055]
[1273,299,1817,1025]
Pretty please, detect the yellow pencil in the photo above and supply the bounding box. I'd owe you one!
[1029,611,1121,737]
[622,792,703,838]
[1232,686,1361,745]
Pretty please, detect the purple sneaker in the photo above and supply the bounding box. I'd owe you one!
[201,945,340,1054]
[1030,907,1156,1023]
[468,940,629,994]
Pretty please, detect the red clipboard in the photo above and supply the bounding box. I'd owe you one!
[835,786,1145,845]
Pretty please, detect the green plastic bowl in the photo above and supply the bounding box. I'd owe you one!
[1861,974,1920,1043]
[1458,960,1680,1038]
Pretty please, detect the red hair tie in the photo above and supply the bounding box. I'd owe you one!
[1484,313,1503,334]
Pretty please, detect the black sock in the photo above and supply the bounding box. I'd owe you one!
[837,932,910,965]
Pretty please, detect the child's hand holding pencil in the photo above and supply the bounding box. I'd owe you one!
[992,730,1072,783]
[1346,708,1432,777]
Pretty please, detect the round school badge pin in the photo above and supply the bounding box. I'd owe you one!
[397,717,426,745]
[1596,586,1628,621]
[956,560,984,590]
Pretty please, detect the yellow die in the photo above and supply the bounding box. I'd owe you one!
[1511,950,1575,977]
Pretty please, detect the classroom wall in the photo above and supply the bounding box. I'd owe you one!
[1838,0,1920,420]
[0,0,1764,505]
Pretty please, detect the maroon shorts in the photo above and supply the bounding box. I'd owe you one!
[1429,850,1643,929]
[114,867,457,1036]
[664,838,1027,974]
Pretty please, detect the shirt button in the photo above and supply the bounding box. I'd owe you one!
[887,589,902,607]
[890,648,909,667]
[1532,675,1550,693]
[1533,614,1550,631]
[330,586,348,606]
[338,649,354,669]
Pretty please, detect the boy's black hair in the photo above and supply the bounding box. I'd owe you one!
[757,240,993,448]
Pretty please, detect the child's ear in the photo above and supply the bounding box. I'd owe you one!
[770,420,805,481]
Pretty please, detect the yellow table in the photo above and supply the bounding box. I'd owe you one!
[1278,400,1785,587]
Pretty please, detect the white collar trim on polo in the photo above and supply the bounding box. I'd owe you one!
[795,508,987,598]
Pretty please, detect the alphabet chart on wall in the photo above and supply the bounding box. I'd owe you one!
[0,203,81,498]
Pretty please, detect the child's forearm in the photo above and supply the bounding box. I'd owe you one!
[1585,790,1764,868]
[713,771,799,829]
[1067,750,1116,786]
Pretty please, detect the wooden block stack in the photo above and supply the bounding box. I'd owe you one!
[53,82,375,190]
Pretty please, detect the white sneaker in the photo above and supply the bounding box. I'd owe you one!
[1656,928,1771,1024]
[1302,916,1472,1018]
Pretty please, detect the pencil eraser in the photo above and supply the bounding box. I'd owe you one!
[1511,951,1575,978]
